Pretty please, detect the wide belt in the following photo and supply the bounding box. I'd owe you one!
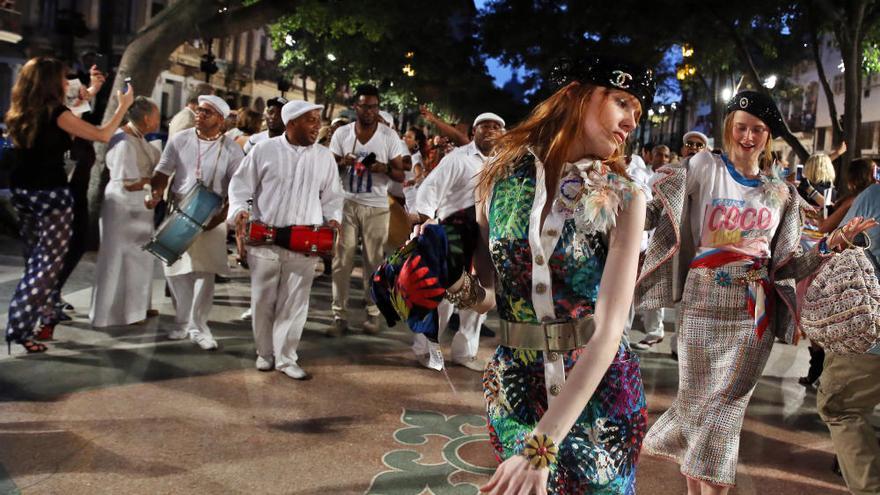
[499,318,595,352]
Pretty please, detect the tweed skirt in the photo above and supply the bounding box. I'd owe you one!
[483,343,647,494]
[643,265,774,486]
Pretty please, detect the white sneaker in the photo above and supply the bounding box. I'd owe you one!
[167,329,189,340]
[192,332,218,350]
[452,357,486,372]
[417,341,445,371]
[241,309,252,321]
[255,356,274,371]
[280,364,308,380]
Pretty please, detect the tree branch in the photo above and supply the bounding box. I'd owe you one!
[197,0,296,40]
[808,7,843,144]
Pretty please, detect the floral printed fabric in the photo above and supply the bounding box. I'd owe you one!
[488,156,610,323]
[483,344,648,494]
[485,155,647,494]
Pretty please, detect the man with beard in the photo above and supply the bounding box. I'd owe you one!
[244,96,288,154]
[228,100,344,379]
[411,112,504,371]
[148,95,244,350]
[329,84,405,336]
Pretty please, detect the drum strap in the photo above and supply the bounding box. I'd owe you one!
[195,134,225,189]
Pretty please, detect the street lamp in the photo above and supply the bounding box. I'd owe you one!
[682,43,694,58]
[326,53,337,62]
[721,87,733,101]
[763,75,777,89]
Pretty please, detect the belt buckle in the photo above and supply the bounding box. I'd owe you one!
[541,322,551,353]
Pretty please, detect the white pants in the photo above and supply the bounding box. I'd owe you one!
[640,308,665,339]
[166,271,215,336]
[249,247,317,370]
[412,300,485,363]
[624,305,665,341]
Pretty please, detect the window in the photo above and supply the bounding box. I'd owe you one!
[858,122,877,151]
[832,75,844,95]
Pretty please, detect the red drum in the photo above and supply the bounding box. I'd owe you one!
[245,221,276,245]
[275,225,335,256]
[246,221,334,256]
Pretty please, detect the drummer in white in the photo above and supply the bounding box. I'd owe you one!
[148,95,245,350]
[228,100,344,379]
[412,112,504,371]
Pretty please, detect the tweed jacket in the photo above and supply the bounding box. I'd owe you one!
[635,152,829,344]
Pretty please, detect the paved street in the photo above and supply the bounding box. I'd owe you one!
[0,235,855,494]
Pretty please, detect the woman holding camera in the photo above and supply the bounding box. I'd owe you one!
[4,56,133,353]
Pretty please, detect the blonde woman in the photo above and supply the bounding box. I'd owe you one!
[638,91,875,494]
[799,152,836,208]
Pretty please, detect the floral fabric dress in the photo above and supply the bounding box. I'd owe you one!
[482,154,648,494]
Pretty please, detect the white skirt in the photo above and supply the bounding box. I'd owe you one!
[90,181,156,327]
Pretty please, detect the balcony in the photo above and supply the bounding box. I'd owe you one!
[254,58,282,82]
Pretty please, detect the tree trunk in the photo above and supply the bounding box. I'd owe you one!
[808,11,844,146]
[87,0,296,248]
[833,0,868,191]
[711,71,725,148]
[302,75,309,101]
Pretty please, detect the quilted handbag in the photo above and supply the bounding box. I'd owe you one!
[801,248,880,354]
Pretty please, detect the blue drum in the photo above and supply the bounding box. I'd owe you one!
[143,182,223,266]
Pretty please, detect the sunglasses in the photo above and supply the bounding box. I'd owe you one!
[684,141,705,150]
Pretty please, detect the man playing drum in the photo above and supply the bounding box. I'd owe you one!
[147,95,245,350]
[227,100,344,380]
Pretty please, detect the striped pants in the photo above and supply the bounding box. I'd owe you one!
[5,187,73,343]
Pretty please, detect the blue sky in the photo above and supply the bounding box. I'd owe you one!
[474,0,517,87]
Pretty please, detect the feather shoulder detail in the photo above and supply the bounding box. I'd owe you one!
[553,161,639,235]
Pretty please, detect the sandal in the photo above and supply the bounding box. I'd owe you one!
[6,340,48,354]
[35,325,55,341]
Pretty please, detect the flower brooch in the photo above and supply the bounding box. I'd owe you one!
[522,432,559,469]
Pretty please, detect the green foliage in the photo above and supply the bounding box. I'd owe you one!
[865,43,880,74]
[266,0,526,121]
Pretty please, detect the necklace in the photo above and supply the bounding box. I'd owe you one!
[196,129,223,141]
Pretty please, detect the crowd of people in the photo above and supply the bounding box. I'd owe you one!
[2,54,880,495]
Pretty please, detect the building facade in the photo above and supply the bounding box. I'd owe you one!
[0,0,315,128]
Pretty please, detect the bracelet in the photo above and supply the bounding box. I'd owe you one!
[522,433,558,470]
[444,272,485,309]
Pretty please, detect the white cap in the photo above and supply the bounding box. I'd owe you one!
[198,95,231,118]
[379,110,394,127]
[281,100,324,125]
[473,112,505,128]
[683,130,709,145]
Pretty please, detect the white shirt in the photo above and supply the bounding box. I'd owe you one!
[388,137,412,198]
[687,151,782,258]
[155,128,244,199]
[329,122,403,208]
[227,135,344,227]
[243,130,270,154]
[626,155,653,252]
[415,141,486,220]
[106,129,157,181]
